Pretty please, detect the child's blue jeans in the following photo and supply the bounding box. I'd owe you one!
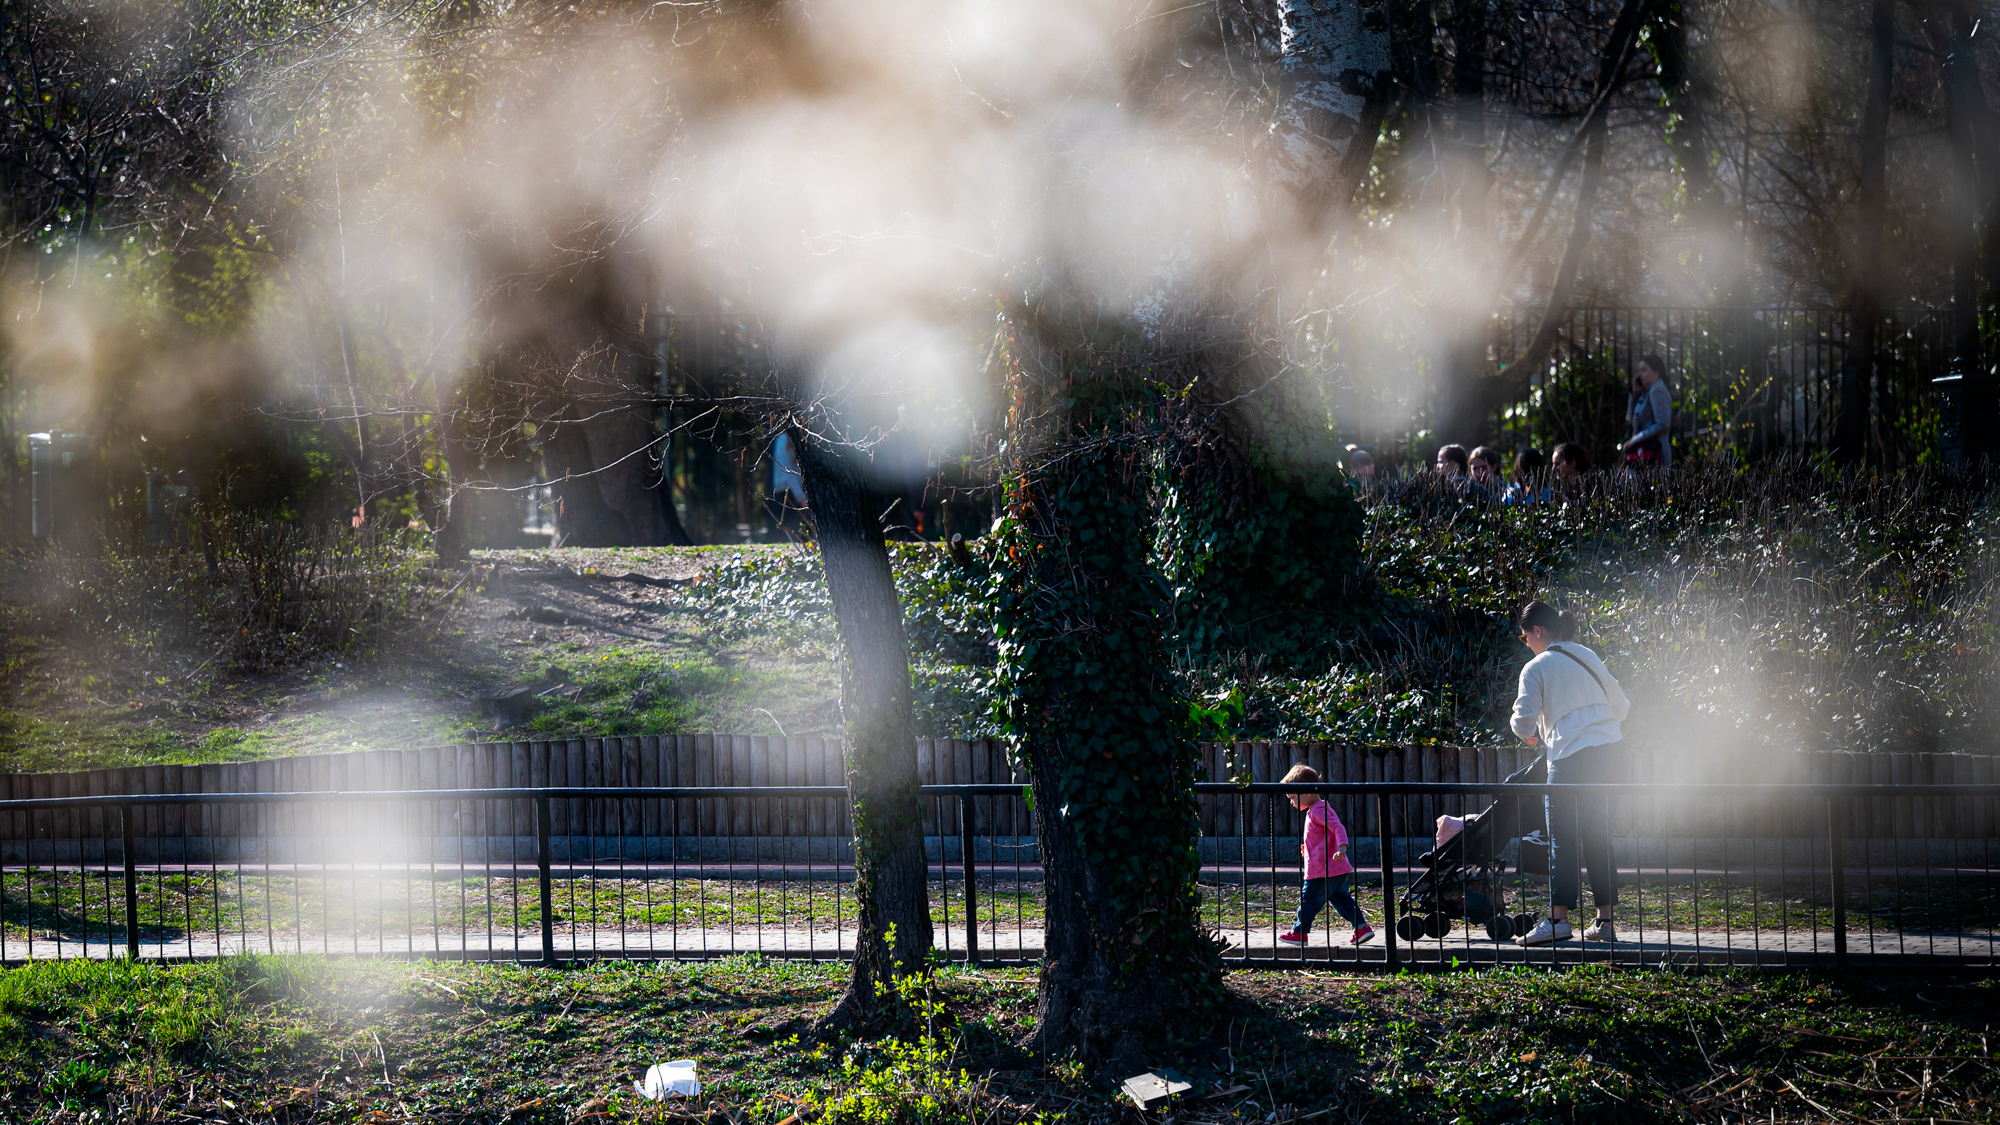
[1296,874,1367,934]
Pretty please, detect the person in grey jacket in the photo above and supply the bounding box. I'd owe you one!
[1509,600,1631,946]
[1619,354,1672,468]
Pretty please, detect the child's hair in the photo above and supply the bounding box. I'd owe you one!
[1281,762,1321,784]
[1344,444,1374,468]
[1517,599,1578,641]
[1436,444,1470,472]
[1469,445,1502,472]
[1513,447,1547,477]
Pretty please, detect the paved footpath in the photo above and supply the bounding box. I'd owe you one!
[4,921,1993,967]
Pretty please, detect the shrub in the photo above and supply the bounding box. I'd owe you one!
[1353,456,2000,752]
[25,512,457,678]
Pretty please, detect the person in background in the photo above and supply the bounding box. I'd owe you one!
[1468,446,1504,500]
[1344,445,1375,487]
[1436,444,1470,478]
[771,432,807,508]
[1551,442,1590,480]
[1504,448,1550,505]
[1509,600,1630,947]
[1619,354,1673,469]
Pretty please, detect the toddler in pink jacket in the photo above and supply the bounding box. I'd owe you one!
[1276,764,1376,946]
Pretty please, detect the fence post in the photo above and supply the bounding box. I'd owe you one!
[960,793,978,964]
[1828,794,1848,970]
[535,794,555,967]
[122,803,139,961]
[1376,792,1397,971]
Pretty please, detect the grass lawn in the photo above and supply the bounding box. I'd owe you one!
[0,955,1991,1124]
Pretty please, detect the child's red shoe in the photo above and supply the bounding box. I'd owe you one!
[1278,930,1307,945]
[1349,926,1376,946]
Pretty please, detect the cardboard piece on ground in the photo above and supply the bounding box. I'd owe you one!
[1120,1069,1192,1110]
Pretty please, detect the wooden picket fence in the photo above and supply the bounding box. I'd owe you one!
[0,737,1994,851]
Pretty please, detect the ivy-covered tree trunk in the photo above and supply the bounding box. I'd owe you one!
[793,425,933,1029]
[991,336,1222,1071]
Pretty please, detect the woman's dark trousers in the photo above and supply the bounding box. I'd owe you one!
[1546,741,1623,912]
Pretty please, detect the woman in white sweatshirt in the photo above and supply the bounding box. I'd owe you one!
[1509,600,1631,946]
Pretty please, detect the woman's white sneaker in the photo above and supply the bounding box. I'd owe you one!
[1513,917,1572,946]
[1582,919,1616,942]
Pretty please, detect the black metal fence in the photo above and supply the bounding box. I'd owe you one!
[1484,307,1949,468]
[0,782,1994,971]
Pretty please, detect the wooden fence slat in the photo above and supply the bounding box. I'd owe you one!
[27,772,53,854]
[570,739,592,844]
[641,736,663,844]
[587,738,610,846]
[747,735,770,842]
[84,769,108,851]
[1975,755,1995,841]
[968,737,990,837]
[690,734,713,837]
[620,737,641,840]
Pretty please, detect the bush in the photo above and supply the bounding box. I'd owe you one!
[1353,456,2000,752]
[25,512,457,678]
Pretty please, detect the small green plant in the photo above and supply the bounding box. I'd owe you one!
[792,964,978,1125]
[41,1058,107,1104]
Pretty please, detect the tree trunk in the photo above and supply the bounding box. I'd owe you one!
[793,426,932,1030]
[992,331,1223,1073]
[654,425,695,547]
[580,403,687,545]
[543,417,633,547]
[1274,0,1396,223]
[1926,4,1993,463]
[1450,0,1491,237]
[1498,0,1649,387]
[1834,0,1893,465]
[432,416,482,564]
[1937,10,1982,380]
[541,398,694,547]
[1652,0,1722,228]
[1431,0,1496,446]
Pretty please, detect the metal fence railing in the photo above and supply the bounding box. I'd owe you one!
[0,782,1993,971]
[1324,307,1951,469]
[1483,307,1950,469]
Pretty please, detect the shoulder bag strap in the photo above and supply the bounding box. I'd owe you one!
[1548,643,1611,703]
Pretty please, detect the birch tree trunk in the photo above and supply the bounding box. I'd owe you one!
[1273,0,1396,220]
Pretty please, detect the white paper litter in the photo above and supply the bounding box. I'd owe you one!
[635,1059,701,1100]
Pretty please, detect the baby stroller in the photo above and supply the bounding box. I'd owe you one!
[1393,755,1547,942]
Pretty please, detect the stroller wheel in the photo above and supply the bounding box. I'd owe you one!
[1512,912,1537,934]
[1485,914,1515,942]
[1423,913,1451,939]
[1395,914,1425,942]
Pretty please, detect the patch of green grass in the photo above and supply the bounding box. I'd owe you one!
[523,649,768,738]
[0,711,200,774]
[503,640,841,740]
